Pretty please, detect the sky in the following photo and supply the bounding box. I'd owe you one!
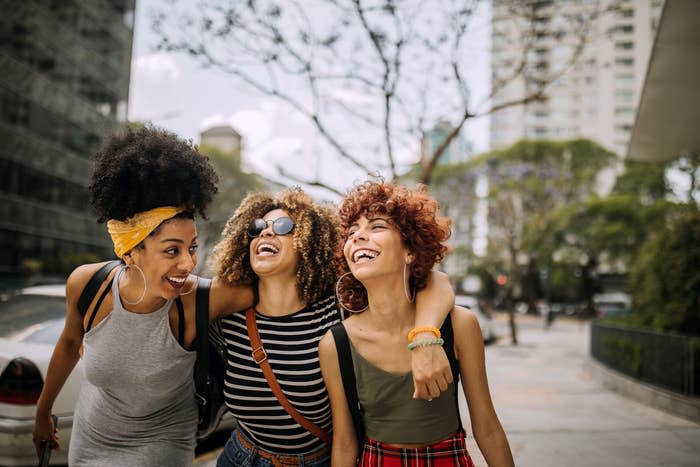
[127,1,492,198]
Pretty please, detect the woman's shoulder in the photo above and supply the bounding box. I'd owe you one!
[450,305,481,331]
[66,261,120,300]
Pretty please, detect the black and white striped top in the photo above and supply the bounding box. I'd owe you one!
[213,295,341,454]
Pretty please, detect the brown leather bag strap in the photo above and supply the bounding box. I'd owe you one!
[245,308,331,444]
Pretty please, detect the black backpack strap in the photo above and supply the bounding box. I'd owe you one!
[85,278,115,332]
[77,260,122,316]
[194,278,212,409]
[175,297,185,348]
[440,316,460,382]
[330,323,364,461]
[439,315,463,430]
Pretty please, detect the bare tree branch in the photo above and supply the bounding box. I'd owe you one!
[152,0,613,196]
[276,164,345,197]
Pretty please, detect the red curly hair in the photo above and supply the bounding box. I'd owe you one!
[336,180,451,311]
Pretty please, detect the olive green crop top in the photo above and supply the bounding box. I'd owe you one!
[349,341,460,444]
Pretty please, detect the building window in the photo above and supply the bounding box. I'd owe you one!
[615,107,634,117]
[615,89,635,102]
[615,42,634,50]
[617,24,634,34]
[615,58,634,67]
[615,72,635,81]
[619,9,634,18]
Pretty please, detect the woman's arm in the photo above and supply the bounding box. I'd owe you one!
[318,331,358,466]
[33,265,92,456]
[453,306,514,467]
[208,276,255,321]
[411,270,455,400]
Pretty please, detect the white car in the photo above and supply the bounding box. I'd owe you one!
[0,284,78,466]
[455,295,495,343]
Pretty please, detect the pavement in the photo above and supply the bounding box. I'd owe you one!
[460,314,700,467]
[196,314,700,466]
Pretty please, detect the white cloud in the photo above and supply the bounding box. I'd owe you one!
[129,53,183,123]
[134,53,180,80]
[229,110,272,147]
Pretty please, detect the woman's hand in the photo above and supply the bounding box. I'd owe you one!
[33,412,59,458]
[410,334,453,400]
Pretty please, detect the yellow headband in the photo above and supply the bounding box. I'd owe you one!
[107,206,183,258]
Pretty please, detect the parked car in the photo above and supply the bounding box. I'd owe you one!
[593,292,632,318]
[0,283,234,466]
[455,295,495,343]
[0,284,75,466]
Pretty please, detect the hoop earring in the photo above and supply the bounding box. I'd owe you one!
[179,275,198,296]
[404,264,415,303]
[121,264,147,305]
[335,271,368,313]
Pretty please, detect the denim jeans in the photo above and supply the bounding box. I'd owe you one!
[216,430,330,467]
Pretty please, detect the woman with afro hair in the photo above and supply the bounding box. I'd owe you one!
[33,126,253,466]
[319,180,514,466]
[208,187,456,466]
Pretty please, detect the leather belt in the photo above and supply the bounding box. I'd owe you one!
[236,430,329,466]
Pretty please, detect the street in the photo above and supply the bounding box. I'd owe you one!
[194,314,700,466]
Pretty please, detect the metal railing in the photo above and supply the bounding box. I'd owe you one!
[591,321,700,396]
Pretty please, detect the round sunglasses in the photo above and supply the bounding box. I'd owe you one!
[247,217,295,238]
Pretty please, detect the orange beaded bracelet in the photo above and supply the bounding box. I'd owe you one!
[407,326,441,342]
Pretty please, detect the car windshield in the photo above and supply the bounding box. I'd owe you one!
[0,294,65,345]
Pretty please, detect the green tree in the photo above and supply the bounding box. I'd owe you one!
[612,160,668,202]
[532,195,669,312]
[532,157,689,315]
[441,139,616,343]
[629,210,700,334]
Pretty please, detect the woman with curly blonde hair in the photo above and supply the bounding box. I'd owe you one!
[319,180,514,466]
[209,187,456,466]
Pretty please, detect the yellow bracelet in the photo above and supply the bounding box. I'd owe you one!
[407,326,441,342]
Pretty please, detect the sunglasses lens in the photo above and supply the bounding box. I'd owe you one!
[273,217,295,235]
[248,219,268,237]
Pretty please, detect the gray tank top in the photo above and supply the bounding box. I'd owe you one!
[69,268,198,466]
[350,340,460,444]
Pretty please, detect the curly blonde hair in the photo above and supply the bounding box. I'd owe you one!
[210,187,339,305]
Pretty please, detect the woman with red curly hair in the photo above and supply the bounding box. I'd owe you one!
[319,180,514,466]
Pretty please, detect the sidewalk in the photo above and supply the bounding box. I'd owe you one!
[461,314,700,467]
[196,314,700,466]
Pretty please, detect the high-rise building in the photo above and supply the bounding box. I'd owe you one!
[0,0,135,275]
[490,0,665,156]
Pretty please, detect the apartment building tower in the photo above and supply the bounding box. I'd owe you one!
[490,0,665,156]
[0,0,136,274]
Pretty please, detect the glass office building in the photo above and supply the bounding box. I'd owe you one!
[0,0,135,274]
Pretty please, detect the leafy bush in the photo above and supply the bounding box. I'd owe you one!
[629,210,700,335]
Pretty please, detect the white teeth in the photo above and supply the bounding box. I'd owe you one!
[167,276,186,283]
[257,243,279,254]
[353,249,378,263]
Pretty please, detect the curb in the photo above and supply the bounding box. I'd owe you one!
[585,357,700,424]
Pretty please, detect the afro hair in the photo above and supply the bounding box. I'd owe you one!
[89,125,218,222]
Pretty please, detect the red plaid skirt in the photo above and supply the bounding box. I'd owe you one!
[359,431,475,467]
